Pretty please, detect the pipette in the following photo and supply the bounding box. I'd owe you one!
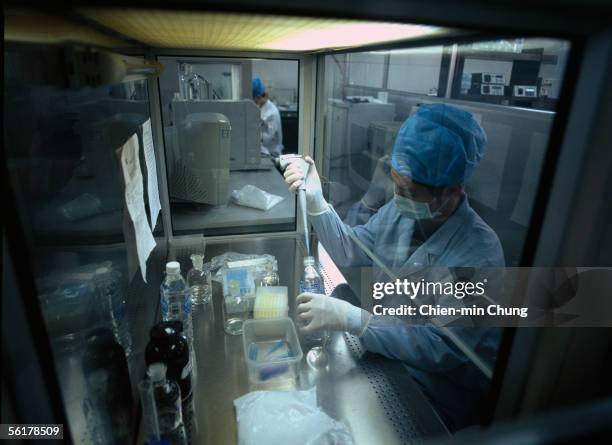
[278,154,311,257]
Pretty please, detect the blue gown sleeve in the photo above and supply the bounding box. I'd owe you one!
[309,204,379,268]
[360,318,470,373]
[343,199,378,227]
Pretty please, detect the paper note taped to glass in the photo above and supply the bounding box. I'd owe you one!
[231,185,284,211]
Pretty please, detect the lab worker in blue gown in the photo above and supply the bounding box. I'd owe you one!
[284,103,505,431]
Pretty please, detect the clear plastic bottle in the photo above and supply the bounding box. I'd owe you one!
[94,267,132,356]
[187,254,211,305]
[299,257,328,367]
[148,363,187,445]
[223,280,248,335]
[299,256,322,294]
[258,261,280,287]
[160,262,194,357]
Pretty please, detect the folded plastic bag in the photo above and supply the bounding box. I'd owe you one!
[231,185,284,211]
[234,388,354,445]
[204,252,276,283]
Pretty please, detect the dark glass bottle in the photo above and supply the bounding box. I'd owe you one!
[82,328,133,445]
[145,321,192,402]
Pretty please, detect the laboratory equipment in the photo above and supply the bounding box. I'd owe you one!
[82,328,133,445]
[325,98,395,174]
[223,280,249,335]
[160,261,194,350]
[93,266,132,356]
[147,363,187,445]
[171,99,264,171]
[278,154,311,256]
[146,321,193,403]
[169,112,231,205]
[253,286,288,319]
[242,317,303,390]
[179,63,191,100]
[481,84,505,96]
[187,254,212,305]
[299,256,329,368]
[188,69,202,100]
[513,85,538,97]
[258,261,280,287]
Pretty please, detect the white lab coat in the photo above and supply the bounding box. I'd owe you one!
[259,99,283,157]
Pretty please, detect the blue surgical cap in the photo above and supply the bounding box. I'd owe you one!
[391,104,487,187]
[252,78,265,98]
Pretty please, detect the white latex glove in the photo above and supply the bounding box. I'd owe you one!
[283,156,328,215]
[296,293,371,337]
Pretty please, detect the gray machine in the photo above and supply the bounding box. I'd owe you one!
[324,99,396,193]
[169,112,231,205]
[172,99,265,171]
[325,98,395,168]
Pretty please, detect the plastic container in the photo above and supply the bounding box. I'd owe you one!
[242,318,302,390]
[253,286,288,319]
[223,280,248,335]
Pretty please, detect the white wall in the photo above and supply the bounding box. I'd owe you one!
[252,60,299,106]
[387,46,443,95]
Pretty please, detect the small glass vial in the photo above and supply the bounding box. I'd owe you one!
[258,261,280,287]
[187,254,211,305]
[223,280,248,335]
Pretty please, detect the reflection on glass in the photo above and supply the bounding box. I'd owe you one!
[4,44,155,443]
[317,37,570,431]
[158,56,299,236]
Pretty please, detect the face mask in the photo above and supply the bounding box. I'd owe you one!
[394,193,438,220]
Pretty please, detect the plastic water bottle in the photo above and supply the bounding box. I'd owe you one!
[299,257,325,353]
[95,267,132,356]
[300,256,322,294]
[160,262,194,357]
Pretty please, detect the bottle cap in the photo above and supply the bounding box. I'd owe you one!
[149,321,183,343]
[190,254,204,270]
[166,261,180,274]
[303,256,315,266]
[147,363,167,382]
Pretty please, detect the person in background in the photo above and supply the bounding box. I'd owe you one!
[284,103,504,431]
[252,78,284,157]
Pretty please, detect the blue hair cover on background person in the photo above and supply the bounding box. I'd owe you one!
[252,78,266,98]
[391,104,487,187]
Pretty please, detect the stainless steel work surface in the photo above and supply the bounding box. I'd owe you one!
[174,235,448,444]
[172,159,295,233]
